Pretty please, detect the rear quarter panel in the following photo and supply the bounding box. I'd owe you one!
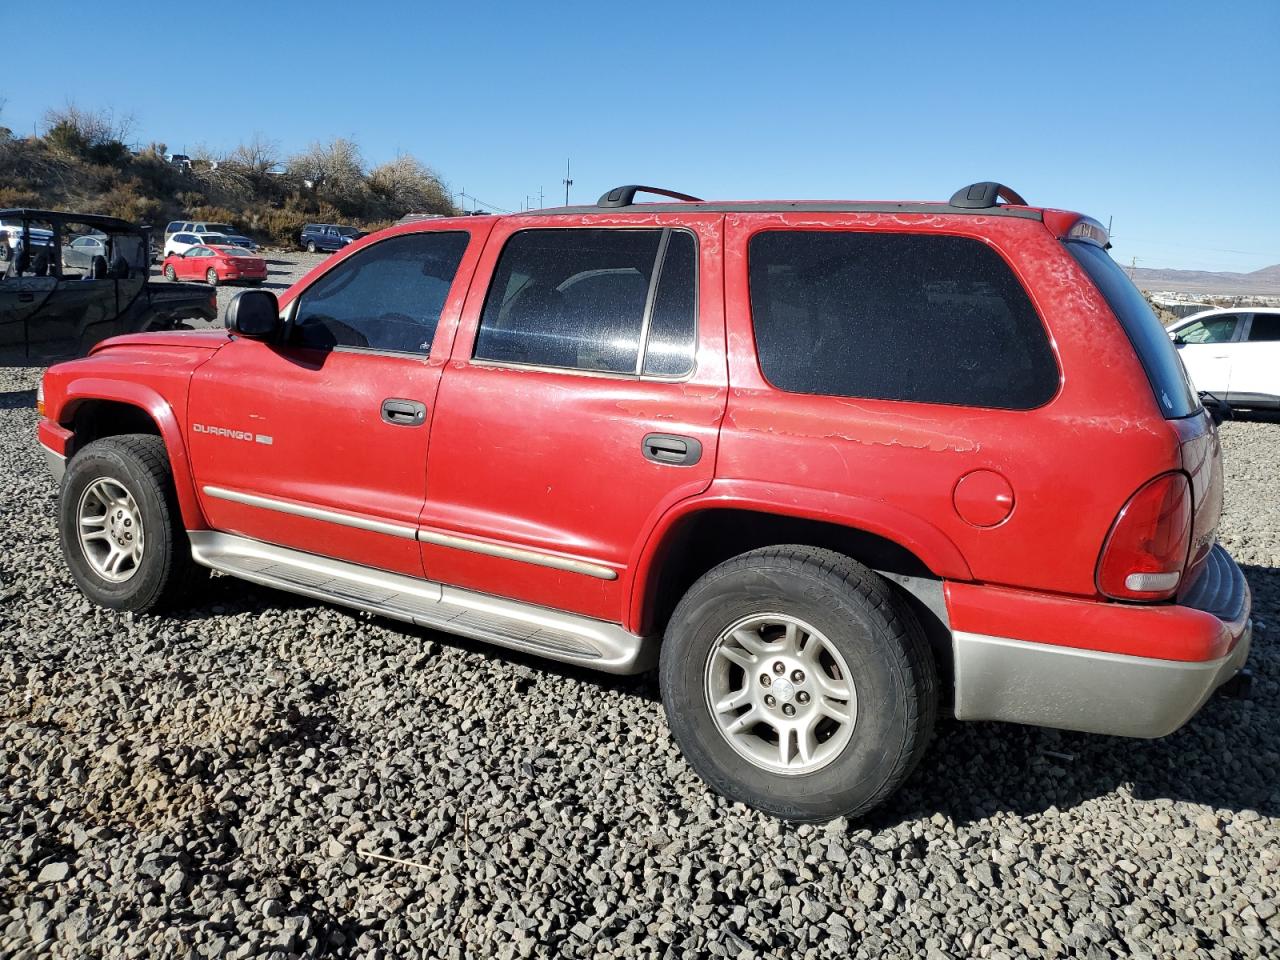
[718,212,1179,598]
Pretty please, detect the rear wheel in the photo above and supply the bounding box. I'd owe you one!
[306,241,317,254]
[660,545,936,821]
[163,264,177,281]
[205,268,219,286]
[59,435,207,612]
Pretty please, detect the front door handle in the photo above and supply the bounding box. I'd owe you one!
[642,433,702,467]
[381,398,426,426]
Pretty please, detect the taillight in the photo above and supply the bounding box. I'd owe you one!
[1096,472,1192,601]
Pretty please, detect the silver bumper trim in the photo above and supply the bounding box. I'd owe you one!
[953,624,1252,738]
[41,443,66,483]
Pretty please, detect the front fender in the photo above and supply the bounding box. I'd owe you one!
[60,377,206,530]
[624,477,973,634]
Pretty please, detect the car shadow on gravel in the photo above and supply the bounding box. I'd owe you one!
[0,388,36,409]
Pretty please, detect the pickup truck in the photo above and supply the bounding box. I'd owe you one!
[1,209,216,364]
[35,182,1253,821]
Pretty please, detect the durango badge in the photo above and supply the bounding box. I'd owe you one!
[192,423,273,445]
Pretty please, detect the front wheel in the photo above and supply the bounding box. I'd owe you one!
[660,545,936,821]
[59,435,207,612]
[306,241,317,253]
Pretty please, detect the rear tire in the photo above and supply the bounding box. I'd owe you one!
[163,264,177,281]
[59,435,207,612]
[306,241,317,254]
[660,545,936,821]
[205,268,219,286]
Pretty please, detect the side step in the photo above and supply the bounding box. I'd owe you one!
[187,532,656,674]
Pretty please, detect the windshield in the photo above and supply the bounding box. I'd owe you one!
[1065,241,1200,419]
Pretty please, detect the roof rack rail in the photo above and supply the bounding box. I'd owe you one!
[597,185,704,208]
[949,182,1028,209]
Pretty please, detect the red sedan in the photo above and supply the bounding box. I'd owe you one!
[162,244,267,286]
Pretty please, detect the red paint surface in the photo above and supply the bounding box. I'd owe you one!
[953,470,1015,527]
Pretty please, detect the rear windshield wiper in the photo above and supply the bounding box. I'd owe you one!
[1198,390,1233,424]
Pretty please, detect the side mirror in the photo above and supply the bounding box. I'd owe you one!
[225,289,281,340]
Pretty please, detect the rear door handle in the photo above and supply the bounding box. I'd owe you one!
[642,433,702,466]
[381,398,426,426]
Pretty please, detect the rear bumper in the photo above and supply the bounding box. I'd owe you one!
[949,545,1252,738]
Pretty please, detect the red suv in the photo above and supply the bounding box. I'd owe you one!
[36,182,1252,821]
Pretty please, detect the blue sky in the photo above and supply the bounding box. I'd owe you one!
[4,0,1276,271]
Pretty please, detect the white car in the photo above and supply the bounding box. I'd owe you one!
[163,231,230,259]
[1169,307,1280,410]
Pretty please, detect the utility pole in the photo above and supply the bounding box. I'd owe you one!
[539,187,544,209]
[563,159,573,207]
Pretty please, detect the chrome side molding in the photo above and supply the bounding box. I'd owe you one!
[201,485,618,579]
[187,531,655,674]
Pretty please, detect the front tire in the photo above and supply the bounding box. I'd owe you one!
[59,435,206,612]
[660,545,936,821]
[306,241,317,254]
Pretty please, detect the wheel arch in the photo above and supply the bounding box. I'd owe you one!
[625,487,968,680]
[59,379,206,530]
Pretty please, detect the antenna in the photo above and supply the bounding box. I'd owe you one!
[563,159,573,207]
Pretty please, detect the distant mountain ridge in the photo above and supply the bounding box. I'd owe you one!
[1130,262,1280,296]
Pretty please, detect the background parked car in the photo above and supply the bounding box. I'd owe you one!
[299,223,363,253]
[0,217,55,262]
[165,221,258,252]
[164,231,229,259]
[61,234,112,272]
[1169,307,1280,410]
[162,244,267,286]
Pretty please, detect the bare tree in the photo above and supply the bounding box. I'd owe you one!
[42,104,135,151]
[288,138,367,210]
[368,154,453,216]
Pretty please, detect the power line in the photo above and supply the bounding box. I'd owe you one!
[458,191,512,214]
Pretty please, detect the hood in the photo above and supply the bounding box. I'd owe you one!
[90,330,230,355]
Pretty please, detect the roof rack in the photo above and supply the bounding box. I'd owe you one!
[597,185,704,208]
[949,182,1028,209]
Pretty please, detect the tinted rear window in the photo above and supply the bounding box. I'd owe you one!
[1066,241,1200,419]
[1248,314,1280,341]
[748,231,1059,409]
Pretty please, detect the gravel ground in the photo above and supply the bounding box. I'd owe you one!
[1,368,1277,959]
[150,250,328,327]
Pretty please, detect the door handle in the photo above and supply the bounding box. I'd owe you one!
[642,433,702,467]
[381,398,426,426]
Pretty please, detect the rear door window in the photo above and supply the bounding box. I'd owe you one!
[474,227,697,376]
[1066,241,1200,418]
[292,231,470,354]
[1246,314,1280,341]
[748,230,1058,409]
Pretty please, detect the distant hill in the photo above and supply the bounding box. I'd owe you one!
[1131,262,1280,296]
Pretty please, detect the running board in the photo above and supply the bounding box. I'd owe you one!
[187,532,656,674]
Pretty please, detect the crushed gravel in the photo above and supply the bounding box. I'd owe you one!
[0,366,1276,959]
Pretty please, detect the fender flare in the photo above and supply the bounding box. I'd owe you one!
[61,376,206,531]
[624,478,972,634]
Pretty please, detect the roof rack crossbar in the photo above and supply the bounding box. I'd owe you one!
[597,185,704,208]
[949,182,1028,209]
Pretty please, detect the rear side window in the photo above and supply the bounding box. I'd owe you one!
[748,231,1058,409]
[1066,241,1199,418]
[292,232,469,354]
[474,228,697,376]
[1248,314,1280,341]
